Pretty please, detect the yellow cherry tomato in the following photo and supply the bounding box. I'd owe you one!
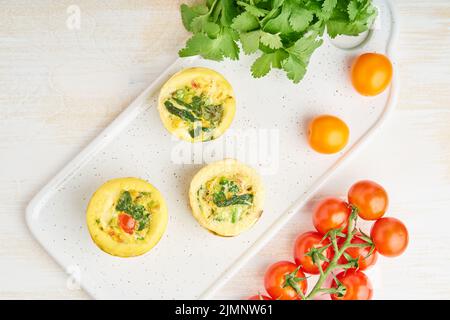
[308,115,349,154]
[351,53,393,96]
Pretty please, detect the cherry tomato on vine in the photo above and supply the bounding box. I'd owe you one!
[338,236,378,270]
[351,53,393,96]
[307,115,349,154]
[118,213,136,234]
[293,231,332,274]
[264,261,307,300]
[348,180,388,220]
[331,269,373,300]
[248,294,272,300]
[371,217,408,257]
[313,198,351,235]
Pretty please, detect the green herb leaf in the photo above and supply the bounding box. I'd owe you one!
[327,0,377,38]
[219,28,241,60]
[322,0,338,19]
[240,30,261,54]
[286,32,323,62]
[282,54,306,83]
[259,32,283,49]
[231,11,260,32]
[180,3,209,32]
[251,53,273,78]
[237,1,269,18]
[289,7,314,32]
[263,4,294,35]
[281,30,323,83]
[179,33,222,61]
[251,50,289,78]
[219,0,239,26]
[179,29,240,61]
[347,0,359,21]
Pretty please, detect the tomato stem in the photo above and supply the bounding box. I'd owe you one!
[347,243,372,248]
[304,206,359,300]
[283,265,307,299]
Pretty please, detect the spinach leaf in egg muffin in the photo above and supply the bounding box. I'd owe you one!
[212,178,254,208]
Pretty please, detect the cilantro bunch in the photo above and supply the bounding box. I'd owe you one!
[179,0,377,83]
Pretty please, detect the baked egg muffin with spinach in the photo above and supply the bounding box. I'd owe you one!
[86,178,168,257]
[158,67,236,142]
[189,159,264,237]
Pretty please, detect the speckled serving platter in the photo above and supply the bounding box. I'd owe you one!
[26,0,398,300]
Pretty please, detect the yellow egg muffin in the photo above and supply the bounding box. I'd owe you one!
[158,67,236,142]
[189,159,264,237]
[86,178,168,257]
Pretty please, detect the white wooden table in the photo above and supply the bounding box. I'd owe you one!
[0,0,449,299]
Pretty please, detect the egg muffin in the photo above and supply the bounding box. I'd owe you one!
[158,67,236,142]
[189,159,264,237]
[86,178,168,257]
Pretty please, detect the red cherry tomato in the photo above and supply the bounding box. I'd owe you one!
[248,294,272,300]
[331,269,373,300]
[118,213,136,234]
[348,180,388,220]
[338,236,378,270]
[313,198,351,235]
[264,261,307,300]
[371,217,408,257]
[293,231,332,274]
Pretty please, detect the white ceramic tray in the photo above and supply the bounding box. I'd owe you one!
[26,0,398,299]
